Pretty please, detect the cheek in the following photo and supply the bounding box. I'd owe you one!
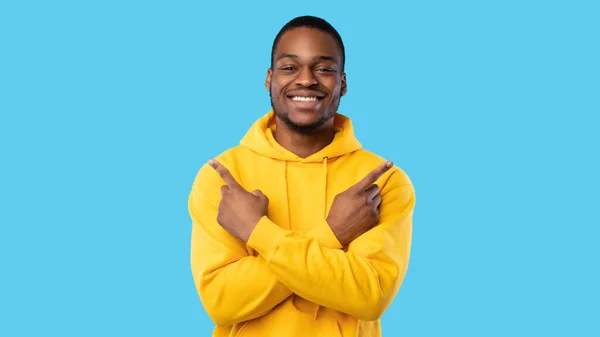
[271,87,283,100]
[322,78,341,96]
[271,82,288,100]
[269,80,279,93]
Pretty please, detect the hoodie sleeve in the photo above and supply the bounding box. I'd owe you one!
[246,169,415,321]
[189,163,345,326]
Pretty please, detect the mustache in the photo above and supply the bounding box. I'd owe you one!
[285,86,325,94]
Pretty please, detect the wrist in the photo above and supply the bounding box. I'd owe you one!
[242,215,264,242]
[326,218,347,246]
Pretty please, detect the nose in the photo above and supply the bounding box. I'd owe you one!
[295,67,317,87]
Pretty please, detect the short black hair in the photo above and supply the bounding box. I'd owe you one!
[270,15,345,72]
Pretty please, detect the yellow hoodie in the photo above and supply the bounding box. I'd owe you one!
[189,110,415,337]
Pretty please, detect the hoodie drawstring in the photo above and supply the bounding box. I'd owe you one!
[322,156,328,219]
[314,156,329,320]
[283,160,291,230]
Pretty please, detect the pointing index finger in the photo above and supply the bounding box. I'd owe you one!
[354,161,393,192]
[208,159,242,189]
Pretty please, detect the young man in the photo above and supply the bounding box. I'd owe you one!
[189,15,416,337]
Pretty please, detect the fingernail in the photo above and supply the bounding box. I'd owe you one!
[387,161,393,167]
[208,159,214,166]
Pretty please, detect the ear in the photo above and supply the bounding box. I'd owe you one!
[265,68,273,91]
[341,72,347,96]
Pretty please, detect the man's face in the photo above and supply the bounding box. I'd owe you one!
[266,27,347,134]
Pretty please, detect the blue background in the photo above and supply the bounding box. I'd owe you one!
[1,0,598,336]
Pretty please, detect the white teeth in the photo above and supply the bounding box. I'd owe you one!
[291,96,319,102]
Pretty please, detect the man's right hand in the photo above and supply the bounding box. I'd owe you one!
[326,161,394,246]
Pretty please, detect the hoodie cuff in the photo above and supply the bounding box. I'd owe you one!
[307,219,343,249]
[247,216,288,261]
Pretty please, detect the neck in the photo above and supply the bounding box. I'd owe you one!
[274,117,335,158]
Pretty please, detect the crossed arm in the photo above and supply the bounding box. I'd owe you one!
[189,162,415,326]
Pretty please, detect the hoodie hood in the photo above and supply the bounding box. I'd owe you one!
[239,110,362,162]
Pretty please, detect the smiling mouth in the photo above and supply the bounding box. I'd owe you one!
[289,96,324,102]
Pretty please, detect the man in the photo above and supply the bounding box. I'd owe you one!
[189,15,415,337]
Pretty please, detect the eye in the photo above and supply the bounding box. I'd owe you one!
[280,66,296,71]
[317,68,334,73]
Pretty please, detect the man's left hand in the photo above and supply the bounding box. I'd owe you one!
[208,158,269,242]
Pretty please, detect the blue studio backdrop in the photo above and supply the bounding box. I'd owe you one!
[1,1,598,336]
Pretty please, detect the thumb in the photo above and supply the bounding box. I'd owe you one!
[252,190,268,202]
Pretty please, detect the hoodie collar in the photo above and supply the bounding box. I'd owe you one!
[239,110,362,162]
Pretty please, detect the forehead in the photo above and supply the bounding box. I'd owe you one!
[275,27,341,62]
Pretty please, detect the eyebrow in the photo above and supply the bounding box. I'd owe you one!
[276,53,337,63]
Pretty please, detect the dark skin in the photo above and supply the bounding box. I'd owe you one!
[266,27,347,159]
[209,27,391,245]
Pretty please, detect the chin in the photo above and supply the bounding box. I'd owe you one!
[287,110,323,124]
[274,108,328,134]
